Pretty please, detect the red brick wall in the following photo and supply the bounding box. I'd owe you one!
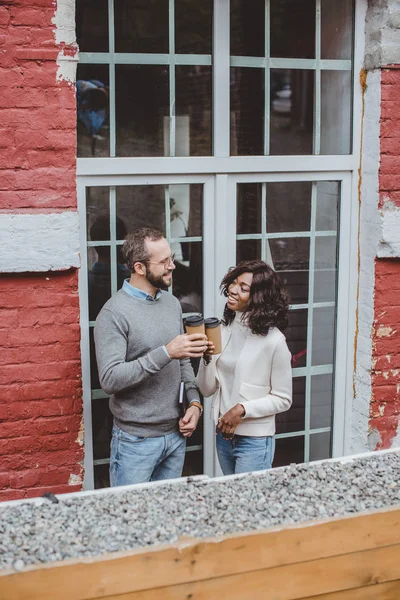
[370,68,400,449]
[0,1,82,500]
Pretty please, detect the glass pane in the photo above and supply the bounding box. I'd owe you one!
[175,66,212,156]
[287,309,308,369]
[170,183,202,239]
[321,70,352,155]
[77,65,109,158]
[116,65,169,157]
[273,436,304,467]
[86,187,110,240]
[310,374,334,429]
[237,184,262,235]
[236,240,261,263]
[266,182,312,233]
[316,181,340,231]
[270,0,316,59]
[314,236,338,303]
[231,68,264,155]
[94,463,110,489]
[175,0,212,54]
[270,69,314,155]
[114,0,169,53]
[183,449,203,476]
[312,307,336,366]
[276,377,305,434]
[309,431,332,461]
[230,0,265,57]
[76,0,108,52]
[92,398,112,460]
[173,242,203,314]
[116,185,166,233]
[321,0,354,60]
[90,328,101,388]
[269,238,310,305]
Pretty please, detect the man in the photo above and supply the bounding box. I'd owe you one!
[94,228,208,486]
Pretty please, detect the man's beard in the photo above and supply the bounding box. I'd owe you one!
[145,267,171,290]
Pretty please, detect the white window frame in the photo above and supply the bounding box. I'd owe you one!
[77,0,366,488]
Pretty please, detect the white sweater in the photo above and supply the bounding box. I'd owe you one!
[197,318,292,437]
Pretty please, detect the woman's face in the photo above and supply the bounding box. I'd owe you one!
[227,272,253,312]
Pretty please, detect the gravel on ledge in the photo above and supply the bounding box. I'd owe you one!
[1,450,400,572]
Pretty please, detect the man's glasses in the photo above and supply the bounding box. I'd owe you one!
[145,253,176,268]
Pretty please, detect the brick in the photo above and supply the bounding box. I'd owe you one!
[0,432,81,456]
[0,309,18,328]
[1,449,83,472]
[371,384,399,403]
[380,119,400,139]
[0,7,10,29]
[9,7,55,28]
[380,155,400,175]
[25,484,82,499]
[379,174,400,191]
[9,469,41,489]
[0,361,81,385]
[0,414,82,440]
[1,397,82,422]
[0,489,26,501]
[0,379,81,403]
[0,472,10,489]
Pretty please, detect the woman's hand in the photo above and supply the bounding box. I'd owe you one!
[216,404,245,439]
[203,340,215,364]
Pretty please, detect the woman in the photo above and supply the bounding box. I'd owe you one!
[197,260,292,475]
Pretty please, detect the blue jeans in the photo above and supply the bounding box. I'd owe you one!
[110,424,186,486]
[216,431,275,476]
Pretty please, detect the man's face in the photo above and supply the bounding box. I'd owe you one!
[144,237,176,289]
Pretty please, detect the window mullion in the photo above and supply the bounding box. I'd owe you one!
[108,0,116,157]
[314,0,322,155]
[264,0,271,156]
[213,0,230,157]
[169,0,176,157]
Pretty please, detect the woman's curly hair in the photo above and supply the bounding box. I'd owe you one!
[221,260,289,336]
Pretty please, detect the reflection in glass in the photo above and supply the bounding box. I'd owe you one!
[237,184,261,235]
[321,0,354,60]
[236,240,261,263]
[274,436,304,467]
[310,374,334,429]
[170,184,203,239]
[175,66,212,156]
[270,69,314,155]
[115,0,169,53]
[314,236,338,303]
[175,0,212,54]
[270,0,316,59]
[76,0,108,52]
[312,307,336,366]
[86,186,110,240]
[276,377,305,434]
[173,242,203,314]
[266,182,312,233]
[183,449,203,477]
[321,71,352,155]
[92,398,113,460]
[116,185,166,233]
[231,68,264,155]
[310,431,332,461]
[230,0,264,57]
[77,65,109,158]
[286,310,308,369]
[269,238,310,305]
[316,181,340,232]
[94,463,110,489]
[116,65,169,157]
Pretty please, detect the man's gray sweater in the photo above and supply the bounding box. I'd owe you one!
[94,289,201,437]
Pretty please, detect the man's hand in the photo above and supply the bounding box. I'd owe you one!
[216,404,245,439]
[179,405,201,437]
[166,333,208,359]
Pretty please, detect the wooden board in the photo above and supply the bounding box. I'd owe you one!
[1,506,400,600]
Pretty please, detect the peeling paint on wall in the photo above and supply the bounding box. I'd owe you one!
[52,0,78,84]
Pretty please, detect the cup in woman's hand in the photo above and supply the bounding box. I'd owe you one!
[204,317,222,354]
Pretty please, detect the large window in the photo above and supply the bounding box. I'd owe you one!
[77,0,358,489]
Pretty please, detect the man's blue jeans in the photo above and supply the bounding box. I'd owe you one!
[110,423,186,486]
[216,430,275,476]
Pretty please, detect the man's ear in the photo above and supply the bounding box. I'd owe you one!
[133,261,146,276]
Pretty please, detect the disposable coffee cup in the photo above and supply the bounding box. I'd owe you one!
[204,317,222,354]
[184,315,205,336]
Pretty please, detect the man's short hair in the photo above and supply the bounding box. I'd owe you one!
[122,228,164,273]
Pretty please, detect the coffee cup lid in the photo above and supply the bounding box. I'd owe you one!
[204,317,221,328]
[185,315,205,326]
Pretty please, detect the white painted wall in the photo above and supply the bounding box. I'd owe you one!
[0,212,80,272]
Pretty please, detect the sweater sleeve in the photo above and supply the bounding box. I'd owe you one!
[197,356,219,397]
[241,338,292,419]
[94,308,172,395]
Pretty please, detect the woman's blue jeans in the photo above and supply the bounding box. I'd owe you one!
[216,430,275,476]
